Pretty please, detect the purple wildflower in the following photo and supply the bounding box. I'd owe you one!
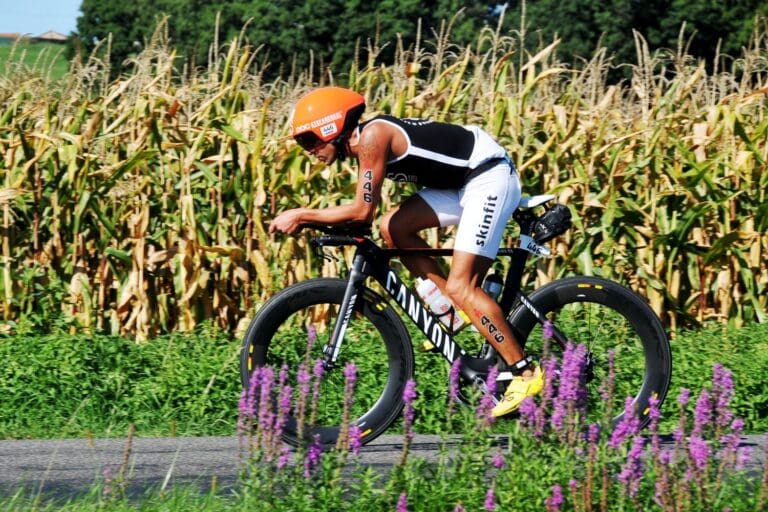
[257,366,276,429]
[736,447,751,471]
[542,357,559,402]
[403,379,417,408]
[403,379,417,442]
[719,418,745,469]
[348,425,363,455]
[484,487,496,511]
[308,359,325,424]
[237,389,250,437]
[343,362,358,408]
[246,367,261,416]
[343,361,358,384]
[313,359,325,379]
[673,426,685,445]
[519,397,539,432]
[545,484,564,511]
[692,389,713,436]
[688,435,710,471]
[303,435,323,477]
[712,364,735,431]
[448,358,461,414]
[295,362,312,427]
[618,436,646,497]
[648,394,661,428]
[609,398,641,448]
[478,366,499,426]
[297,363,311,400]
[454,504,465,512]
[534,356,559,435]
[588,423,601,444]
[492,449,505,469]
[307,325,317,348]
[654,476,669,509]
[276,446,292,469]
[543,320,555,339]
[551,343,588,435]
[397,492,408,512]
[678,388,690,408]
[237,388,249,418]
[271,381,293,457]
[599,349,616,403]
[720,418,744,450]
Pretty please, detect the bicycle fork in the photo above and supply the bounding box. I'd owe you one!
[322,253,367,370]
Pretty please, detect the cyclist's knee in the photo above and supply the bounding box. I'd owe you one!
[380,210,409,248]
[379,212,396,247]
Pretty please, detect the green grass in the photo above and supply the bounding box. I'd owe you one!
[0,41,70,81]
[0,321,767,440]
[1,322,767,511]
[0,324,241,439]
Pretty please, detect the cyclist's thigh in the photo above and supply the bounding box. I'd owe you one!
[416,188,462,227]
[381,194,442,241]
[455,164,521,259]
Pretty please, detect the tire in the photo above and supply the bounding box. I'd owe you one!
[507,276,672,428]
[240,278,414,447]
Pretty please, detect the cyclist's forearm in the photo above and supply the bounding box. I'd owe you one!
[298,204,373,225]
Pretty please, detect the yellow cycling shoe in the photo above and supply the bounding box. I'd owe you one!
[491,365,545,417]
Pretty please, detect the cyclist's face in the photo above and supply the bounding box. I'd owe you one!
[310,141,338,164]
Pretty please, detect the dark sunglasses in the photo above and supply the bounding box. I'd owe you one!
[294,132,325,151]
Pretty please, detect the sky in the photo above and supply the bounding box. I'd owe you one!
[0,0,82,36]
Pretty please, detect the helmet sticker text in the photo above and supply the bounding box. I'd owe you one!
[294,110,343,133]
[320,123,338,138]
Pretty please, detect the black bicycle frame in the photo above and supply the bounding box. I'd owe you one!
[314,233,568,384]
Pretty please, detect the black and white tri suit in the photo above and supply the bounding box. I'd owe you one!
[359,115,521,258]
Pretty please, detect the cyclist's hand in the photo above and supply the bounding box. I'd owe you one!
[269,209,304,235]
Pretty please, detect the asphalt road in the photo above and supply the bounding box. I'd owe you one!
[0,434,451,499]
[0,434,765,500]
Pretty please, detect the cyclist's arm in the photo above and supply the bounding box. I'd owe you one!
[269,126,389,233]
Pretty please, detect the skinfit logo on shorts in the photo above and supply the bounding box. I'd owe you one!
[294,111,343,133]
[475,195,499,247]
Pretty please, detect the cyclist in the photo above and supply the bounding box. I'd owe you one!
[269,87,543,417]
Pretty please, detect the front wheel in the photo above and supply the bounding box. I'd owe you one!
[240,278,414,447]
[507,276,672,429]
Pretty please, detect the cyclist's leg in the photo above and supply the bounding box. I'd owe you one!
[379,193,452,285]
[443,163,523,366]
[444,162,543,415]
[445,251,525,363]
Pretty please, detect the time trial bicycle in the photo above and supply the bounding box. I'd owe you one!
[240,195,672,446]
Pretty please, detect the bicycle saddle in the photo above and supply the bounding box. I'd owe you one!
[518,194,555,209]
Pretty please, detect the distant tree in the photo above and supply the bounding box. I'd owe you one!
[74,0,152,68]
[244,0,494,80]
[501,0,767,77]
[73,1,768,81]
[73,0,495,80]
[661,0,768,62]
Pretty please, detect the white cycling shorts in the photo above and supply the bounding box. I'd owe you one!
[417,161,521,259]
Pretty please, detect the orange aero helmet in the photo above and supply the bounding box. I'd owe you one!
[291,87,365,154]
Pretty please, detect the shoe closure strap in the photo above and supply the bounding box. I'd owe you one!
[497,355,535,381]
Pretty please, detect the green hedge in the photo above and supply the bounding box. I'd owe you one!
[0,326,241,439]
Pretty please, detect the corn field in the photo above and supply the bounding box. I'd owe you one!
[1,19,766,340]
